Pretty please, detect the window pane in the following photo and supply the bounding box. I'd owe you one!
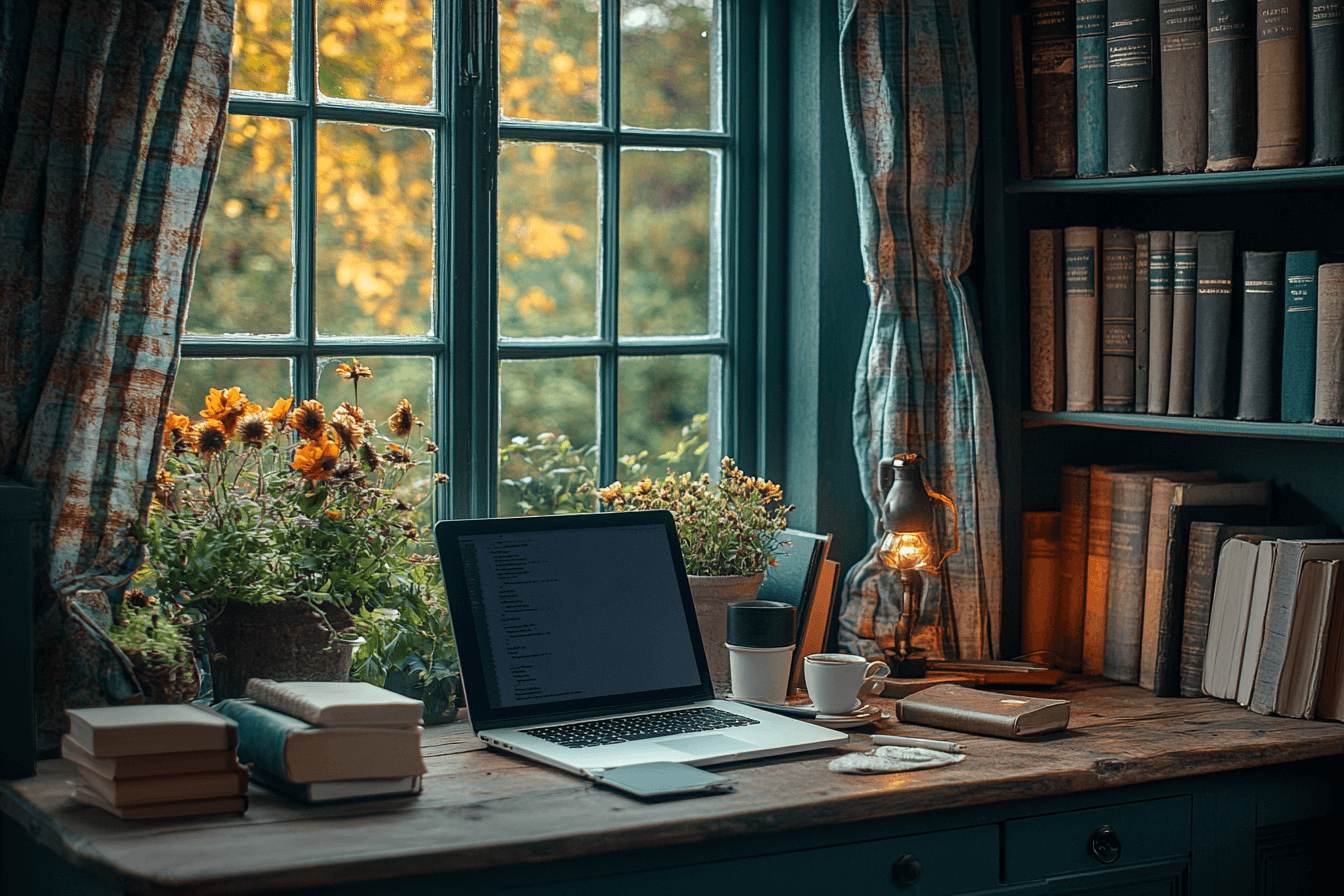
[232,0,292,94]
[317,355,435,515]
[619,148,715,337]
[191,116,294,336]
[499,0,600,123]
[621,0,717,131]
[498,142,600,338]
[315,123,434,336]
[618,354,713,475]
[317,0,434,105]
[498,357,599,516]
[170,358,293,418]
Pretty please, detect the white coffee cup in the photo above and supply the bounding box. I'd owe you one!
[803,653,890,714]
[727,643,794,704]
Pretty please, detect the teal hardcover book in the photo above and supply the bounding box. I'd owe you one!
[1281,251,1332,422]
[1076,0,1108,176]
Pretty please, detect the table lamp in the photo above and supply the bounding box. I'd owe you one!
[876,454,958,677]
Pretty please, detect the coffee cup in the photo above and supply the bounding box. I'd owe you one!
[803,653,890,714]
[725,600,796,704]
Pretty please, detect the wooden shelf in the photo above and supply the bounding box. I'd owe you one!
[1022,411,1344,443]
[1006,165,1344,196]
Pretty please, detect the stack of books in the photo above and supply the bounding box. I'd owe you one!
[215,679,427,804]
[62,704,247,820]
[755,528,841,693]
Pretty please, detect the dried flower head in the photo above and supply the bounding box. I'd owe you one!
[329,410,363,451]
[237,412,272,446]
[433,472,450,485]
[389,399,418,439]
[195,419,228,458]
[288,399,326,441]
[336,360,373,381]
[265,397,293,424]
[291,436,340,481]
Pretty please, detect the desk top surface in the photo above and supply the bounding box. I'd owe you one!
[4,679,1344,896]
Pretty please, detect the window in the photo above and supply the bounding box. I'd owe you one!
[181,0,768,520]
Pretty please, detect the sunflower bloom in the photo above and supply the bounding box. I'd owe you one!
[338,401,366,424]
[288,399,326,440]
[330,408,364,451]
[389,399,418,438]
[201,388,251,438]
[336,360,372,381]
[265,397,293,424]
[291,437,340,481]
[236,412,272,446]
[195,420,228,458]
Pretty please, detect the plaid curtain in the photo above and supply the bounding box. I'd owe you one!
[0,0,233,749]
[834,0,1002,661]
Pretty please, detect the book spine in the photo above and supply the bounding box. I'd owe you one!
[1101,229,1138,412]
[1138,478,1179,692]
[1310,1,1344,164]
[1147,231,1175,413]
[1013,13,1034,181]
[1103,476,1153,682]
[1077,0,1109,175]
[1179,524,1223,696]
[1314,264,1344,424]
[1281,250,1323,422]
[1248,540,1307,714]
[1236,251,1286,420]
[1065,227,1101,411]
[1030,0,1079,177]
[1159,0,1209,172]
[1168,231,1200,415]
[1135,233,1152,413]
[1192,231,1237,418]
[1021,512,1064,663]
[1029,230,1067,411]
[1084,468,1117,676]
[1107,0,1160,174]
[1059,466,1091,672]
[1207,0,1258,170]
[213,699,301,781]
[1253,0,1309,169]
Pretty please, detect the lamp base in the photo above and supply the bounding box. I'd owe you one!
[891,656,927,679]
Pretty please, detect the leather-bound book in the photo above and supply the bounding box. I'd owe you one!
[1059,465,1091,673]
[1310,1,1344,165]
[1029,0,1078,177]
[1192,231,1237,418]
[1281,250,1331,422]
[1313,264,1344,424]
[1253,0,1308,169]
[1167,231,1200,416]
[1104,472,1162,682]
[1029,229,1067,411]
[1101,229,1138,412]
[1159,0,1208,172]
[1134,232,1152,412]
[1076,0,1109,176]
[1065,226,1102,411]
[1013,13,1034,181]
[1236,251,1286,421]
[1021,512,1063,663]
[1147,231,1175,413]
[897,685,1070,738]
[1083,464,1145,675]
[1107,0,1160,174]
[1207,0,1258,171]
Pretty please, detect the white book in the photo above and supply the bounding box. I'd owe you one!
[1236,540,1281,707]
[1202,536,1261,699]
[244,679,423,728]
[1274,559,1341,719]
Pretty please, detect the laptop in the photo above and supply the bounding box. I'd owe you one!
[434,509,847,776]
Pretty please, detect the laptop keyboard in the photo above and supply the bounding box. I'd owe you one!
[523,706,760,749]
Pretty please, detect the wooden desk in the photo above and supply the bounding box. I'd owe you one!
[3,680,1343,896]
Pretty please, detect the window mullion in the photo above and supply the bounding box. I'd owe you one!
[293,0,318,403]
[597,0,622,488]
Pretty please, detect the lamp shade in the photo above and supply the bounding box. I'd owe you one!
[877,454,958,571]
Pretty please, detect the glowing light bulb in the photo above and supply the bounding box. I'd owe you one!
[877,531,932,570]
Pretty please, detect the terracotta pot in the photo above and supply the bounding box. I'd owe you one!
[205,600,356,701]
[686,571,765,692]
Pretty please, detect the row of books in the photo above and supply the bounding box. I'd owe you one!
[1016,1,1343,180]
[1029,227,1344,423]
[1021,465,1313,695]
[61,680,428,819]
[1201,531,1344,719]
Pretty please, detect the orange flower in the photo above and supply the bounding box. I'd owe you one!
[265,397,293,424]
[330,407,364,451]
[194,420,228,458]
[291,436,340,481]
[162,413,193,453]
[336,360,372,381]
[389,399,418,438]
[236,412,272,446]
[201,388,250,438]
[287,399,326,441]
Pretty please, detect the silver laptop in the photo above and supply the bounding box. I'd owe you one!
[434,509,846,777]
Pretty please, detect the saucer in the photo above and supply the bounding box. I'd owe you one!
[808,702,890,729]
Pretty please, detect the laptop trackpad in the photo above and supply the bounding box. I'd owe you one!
[659,733,752,756]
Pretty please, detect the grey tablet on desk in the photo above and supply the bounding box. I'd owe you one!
[433,510,846,777]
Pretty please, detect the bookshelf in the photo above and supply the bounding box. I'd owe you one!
[980,1,1344,660]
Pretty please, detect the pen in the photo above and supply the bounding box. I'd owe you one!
[871,734,966,753]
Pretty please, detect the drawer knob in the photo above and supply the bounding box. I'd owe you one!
[1087,825,1122,865]
[890,854,922,888]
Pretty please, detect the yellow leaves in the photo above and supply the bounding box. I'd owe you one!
[531,144,557,169]
[244,0,270,29]
[532,37,556,54]
[346,182,372,211]
[336,252,408,301]
[320,32,346,59]
[550,53,575,74]
[223,199,244,219]
[504,213,588,261]
[518,287,556,316]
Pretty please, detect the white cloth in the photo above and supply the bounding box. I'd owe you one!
[827,745,966,775]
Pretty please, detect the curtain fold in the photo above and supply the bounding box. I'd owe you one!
[835,0,1002,661]
[0,0,233,749]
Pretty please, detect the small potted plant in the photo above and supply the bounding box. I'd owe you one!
[598,457,793,685]
[135,362,451,702]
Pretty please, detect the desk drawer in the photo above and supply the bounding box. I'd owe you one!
[505,824,999,896]
[1004,795,1191,883]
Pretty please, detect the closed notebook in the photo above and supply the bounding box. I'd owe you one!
[64,704,237,758]
[897,684,1070,738]
[243,679,424,728]
[72,785,247,820]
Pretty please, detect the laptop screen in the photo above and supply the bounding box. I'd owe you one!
[435,510,713,730]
